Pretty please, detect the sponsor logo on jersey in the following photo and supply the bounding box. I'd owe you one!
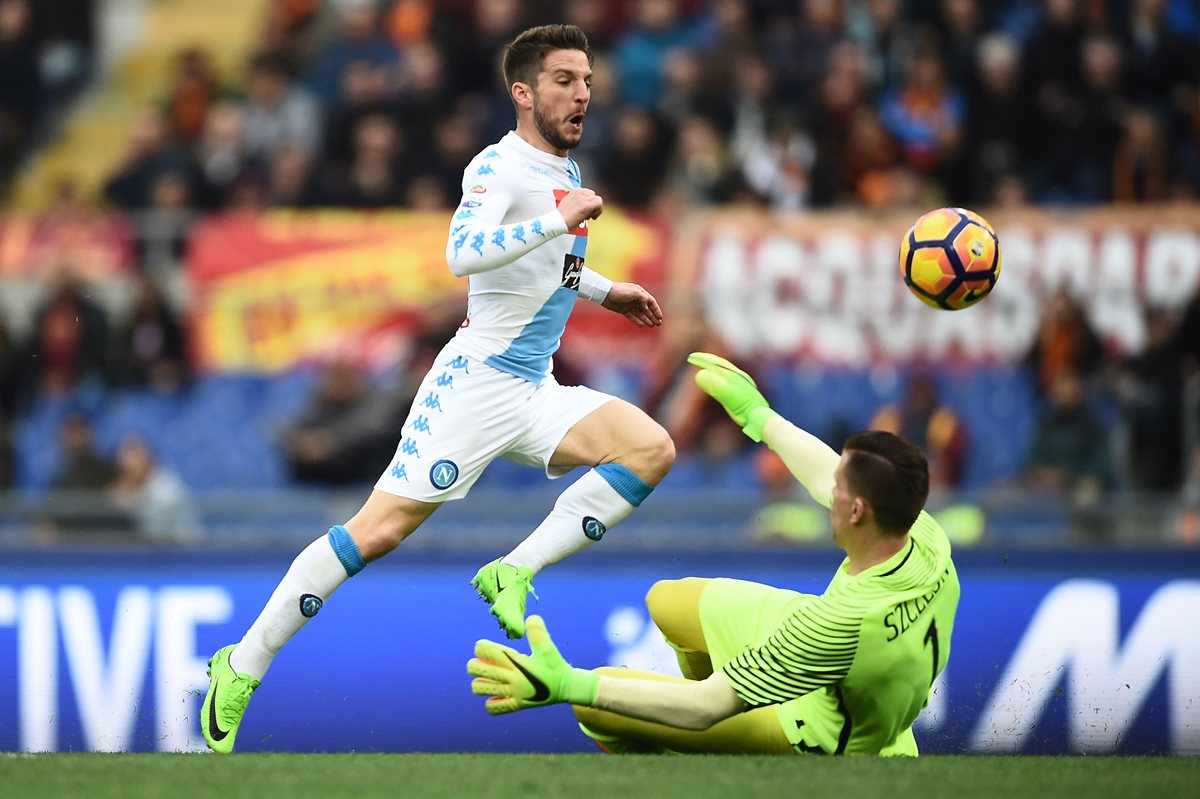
[470,184,487,194]
[552,189,589,236]
[562,255,584,290]
[461,199,482,208]
[430,459,460,490]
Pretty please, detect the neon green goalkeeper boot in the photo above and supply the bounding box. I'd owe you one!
[201,644,260,754]
[471,558,536,639]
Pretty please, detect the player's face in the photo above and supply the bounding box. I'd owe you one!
[531,49,591,154]
[829,455,860,548]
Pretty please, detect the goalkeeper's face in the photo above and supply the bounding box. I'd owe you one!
[829,455,865,548]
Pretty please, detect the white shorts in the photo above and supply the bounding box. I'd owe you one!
[374,344,615,502]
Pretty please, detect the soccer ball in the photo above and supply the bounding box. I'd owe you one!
[899,207,1001,310]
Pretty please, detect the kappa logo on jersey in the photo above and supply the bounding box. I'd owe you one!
[562,254,584,290]
[430,459,459,490]
[552,189,589,236]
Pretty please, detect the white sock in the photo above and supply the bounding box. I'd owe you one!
[503,464,654,574]
[230,527,363,679]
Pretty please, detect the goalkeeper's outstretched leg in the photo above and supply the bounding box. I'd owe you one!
[572,667,792,754]
[645,577,714,680]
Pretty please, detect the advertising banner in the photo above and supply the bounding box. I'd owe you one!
[673,206,1200,364]
[1,550,1197,754]
[187,210,668,373]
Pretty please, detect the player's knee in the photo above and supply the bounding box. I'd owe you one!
[630,424,675,484]
[645,578,694,625]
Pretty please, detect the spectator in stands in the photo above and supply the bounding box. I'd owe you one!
[612,0,707,108]
[194,101,258,210]
[322,57,396,166]
[307,112,407,207]
[878,46,964,186]
[767,0,847,104]
[260,0,320,66]
[109,275,189,392]
[164,47,221,144]
[0,0,40,193]
[870,374,968,491]
[52,412,114,491]
[23,271,108,403]
[262,144,314,207]
[303,0,399,106]
[1026,368,1112,503]
[1118,0,1199,150]
[662,115,740,208]
[134,168,198,270]
[597,106,673,207]
[962,33,1034,204]
[280,360,392,485]
[30,0,96,110]
[1025,286,1106,399]
[1060,33,1127,202]
[741,112,817,210]
[109,435,202,543]
[1023,0,1087,199]
[1115,307,1184,492]
[103,108,198,210]
[1111,108,1170,202]
[849,0,914,95]
[240,52,322,162]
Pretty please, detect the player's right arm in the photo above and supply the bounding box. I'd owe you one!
[688,352,839,508]
[444,162,603,277]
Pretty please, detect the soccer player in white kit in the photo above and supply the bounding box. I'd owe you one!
[201,24,675,753]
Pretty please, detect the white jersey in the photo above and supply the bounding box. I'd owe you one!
[443,131,611,384]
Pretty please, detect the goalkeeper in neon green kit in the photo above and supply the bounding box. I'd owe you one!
[468,353,960,755]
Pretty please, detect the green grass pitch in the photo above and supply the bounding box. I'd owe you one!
[2,753,1196,799]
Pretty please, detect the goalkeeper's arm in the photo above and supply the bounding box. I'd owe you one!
[687,352,840,508]
[469,616,745,729]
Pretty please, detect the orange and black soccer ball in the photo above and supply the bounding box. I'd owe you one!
[899,207,1001,310]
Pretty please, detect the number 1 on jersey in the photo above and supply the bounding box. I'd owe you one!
[923,618,940,689]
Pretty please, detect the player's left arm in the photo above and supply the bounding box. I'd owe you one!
[596,280,664,328]
[469,616,743,730]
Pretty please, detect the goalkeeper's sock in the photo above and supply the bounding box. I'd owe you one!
[503,464,654,573]
[229,526,364,680]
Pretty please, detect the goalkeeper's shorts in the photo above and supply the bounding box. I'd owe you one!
[698,578,919,756]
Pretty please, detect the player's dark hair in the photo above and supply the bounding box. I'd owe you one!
[842,431,929,536]
[502,24,593,93]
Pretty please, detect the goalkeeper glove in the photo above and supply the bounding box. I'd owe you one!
[468,615,599,715]
[687,352,779,442]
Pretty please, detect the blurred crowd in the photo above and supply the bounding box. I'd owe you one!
[6,0,1195,218]
[1,0,1200,545]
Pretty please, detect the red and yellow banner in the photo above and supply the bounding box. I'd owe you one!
[0,211,133,278]
[187,209,669,372]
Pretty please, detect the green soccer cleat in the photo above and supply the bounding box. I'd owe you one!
[201,644,260,754]
[471,558,536,639]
